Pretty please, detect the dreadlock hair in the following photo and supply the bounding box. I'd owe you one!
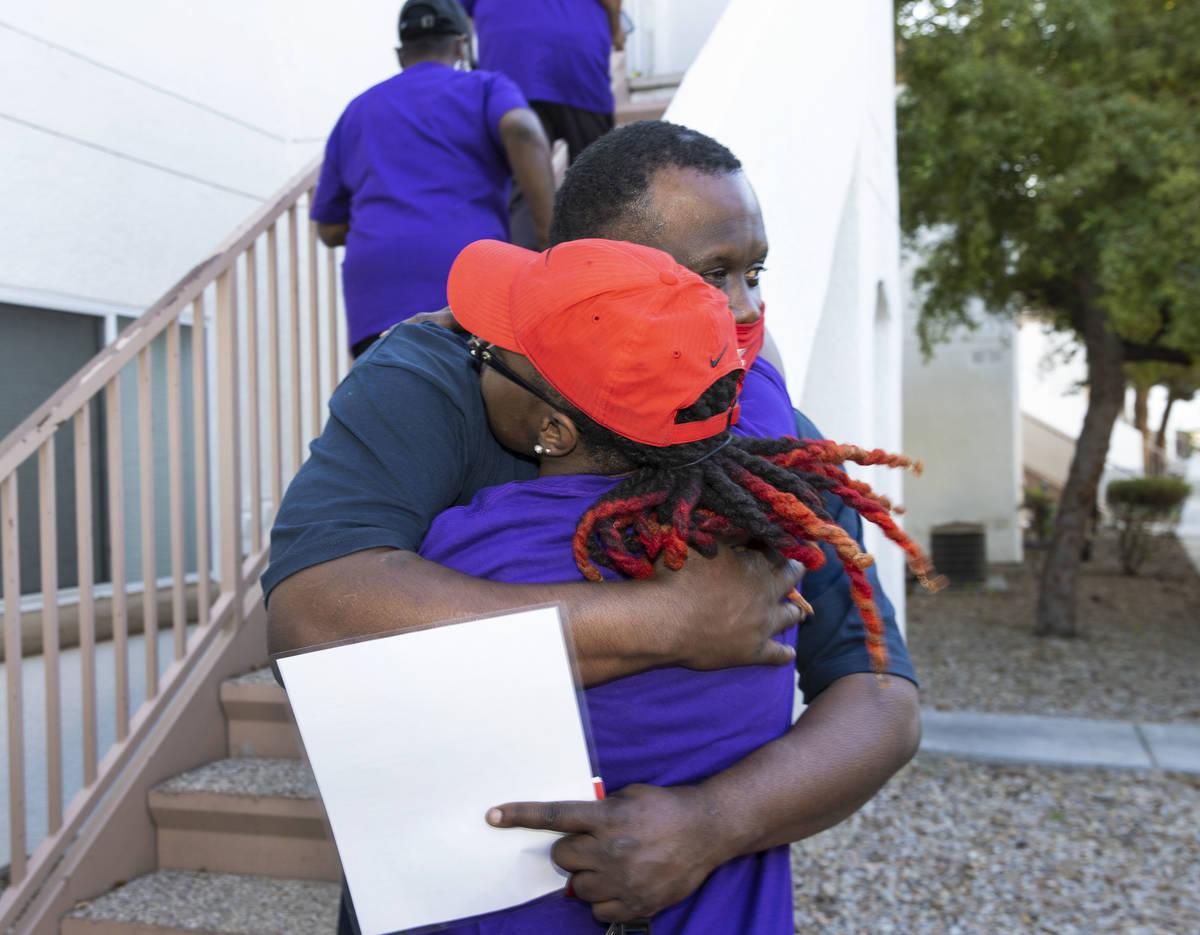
[549,120,743,246]
[526,368,943,676]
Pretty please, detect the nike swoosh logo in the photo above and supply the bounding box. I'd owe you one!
[710,345,729,368]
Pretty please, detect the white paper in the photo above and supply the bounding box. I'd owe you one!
[275,605,597,935]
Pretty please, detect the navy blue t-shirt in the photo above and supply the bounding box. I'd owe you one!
[262,324,536,596]
[263,325,915,702]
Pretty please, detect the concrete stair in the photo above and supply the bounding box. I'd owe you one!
[221,668,306,760]
[61,671,342,935]
[612,56,680,126]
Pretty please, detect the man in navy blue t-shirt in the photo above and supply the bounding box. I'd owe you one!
[268,121,920,931]
[311,0,556,357]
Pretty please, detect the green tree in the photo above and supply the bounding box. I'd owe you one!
[896,0,1200,637]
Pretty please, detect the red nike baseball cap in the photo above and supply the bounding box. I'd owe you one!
[448,238,743,447]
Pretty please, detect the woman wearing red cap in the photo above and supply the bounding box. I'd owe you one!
[395,238,938,934]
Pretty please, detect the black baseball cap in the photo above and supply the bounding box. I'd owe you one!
[398,0,470,40]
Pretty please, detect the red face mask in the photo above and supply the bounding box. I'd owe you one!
[736,305,766,369]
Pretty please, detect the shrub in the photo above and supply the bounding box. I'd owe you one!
[1022,486,1057,544]
[1105,476,1192,574]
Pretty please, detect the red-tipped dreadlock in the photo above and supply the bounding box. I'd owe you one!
[561,374,944,677]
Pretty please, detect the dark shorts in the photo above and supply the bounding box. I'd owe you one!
[529,99,614,162]
[350,332,384,359]
[508,101,614,249]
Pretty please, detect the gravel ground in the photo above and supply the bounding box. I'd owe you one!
[792,755,1200,934]
[788,530,1200,934]
[905,531,1200,723]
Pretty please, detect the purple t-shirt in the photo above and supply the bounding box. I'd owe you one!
[311,63,529,346]
[461,0,614,114]
[413,363,800,934]
[736,358,796,438]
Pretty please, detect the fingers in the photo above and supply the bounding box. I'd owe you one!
[590,899,632,924]
[486,799,602,833]
[786,587,814,616]
[401,306,463,332]
[774,555,804,593]
[756,637,797,666]
[736,546,802,590]
[760,557,804,663]
[774,558,807,619]
[768,558,805,623]
[564,869,616,904]
[569,872,650,924]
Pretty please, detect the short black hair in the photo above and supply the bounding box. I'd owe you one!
[549,120,743,245]
[400,33,461,57]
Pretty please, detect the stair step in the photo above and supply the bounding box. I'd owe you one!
[61,869,341,935]
[615,98,669,124]
[149,758,339,881]
[221,667,304,758]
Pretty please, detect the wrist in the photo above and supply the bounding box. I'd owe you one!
[679,783,741,873]
[642,575,694,667]
[567,578,679,684]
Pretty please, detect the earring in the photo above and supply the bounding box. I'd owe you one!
[533,444,547,456]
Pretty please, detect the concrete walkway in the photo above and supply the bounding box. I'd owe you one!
[919,452,1200,774]
[919,710,1200,773]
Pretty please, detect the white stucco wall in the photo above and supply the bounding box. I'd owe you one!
[667,0,908,623]
[622,0,730,77]
[0,0,404,315]
[901,292,1023,564]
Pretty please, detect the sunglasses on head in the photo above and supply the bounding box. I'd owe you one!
[467,337,561,409]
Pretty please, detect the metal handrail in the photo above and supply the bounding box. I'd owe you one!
[0,154,346,929]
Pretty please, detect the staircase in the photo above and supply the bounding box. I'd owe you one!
[61,669,342,935]
[0,156,348,933]
[1,54,681,934]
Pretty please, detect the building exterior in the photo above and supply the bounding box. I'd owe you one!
[901,298,1200,571]
[901,288,1023,566]
[668,0,909,617]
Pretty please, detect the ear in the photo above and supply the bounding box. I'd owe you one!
[537,410,580,458]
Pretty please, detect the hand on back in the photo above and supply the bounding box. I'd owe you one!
[654,544,804,670]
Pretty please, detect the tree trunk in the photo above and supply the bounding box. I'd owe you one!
[1133,382,1153,474]
[1153,393,1179,471]
[1034,299,1126,637]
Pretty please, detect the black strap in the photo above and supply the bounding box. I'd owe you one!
[605,921,652,935]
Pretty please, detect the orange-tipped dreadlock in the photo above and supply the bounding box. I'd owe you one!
[558,374,942,677]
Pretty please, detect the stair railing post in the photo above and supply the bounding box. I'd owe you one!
[38,439,64,835]
[215,267,243,629]
[2,474,26,884]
